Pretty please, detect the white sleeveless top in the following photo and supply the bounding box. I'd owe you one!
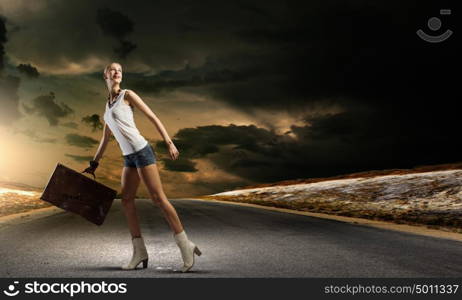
[103,89,148,155]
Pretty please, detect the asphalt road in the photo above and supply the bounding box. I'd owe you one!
[1,199,461,278]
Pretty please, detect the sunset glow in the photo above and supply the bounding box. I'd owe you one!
[0,188,39,197]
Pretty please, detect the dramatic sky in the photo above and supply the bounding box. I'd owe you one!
[0,0,458,198]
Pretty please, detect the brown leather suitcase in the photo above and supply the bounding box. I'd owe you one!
[40,163,117,225]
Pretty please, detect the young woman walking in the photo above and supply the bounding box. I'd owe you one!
[83,62,201,272]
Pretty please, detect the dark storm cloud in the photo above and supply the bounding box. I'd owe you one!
[0,15,6,72]
[0,15,22,126]
[133,0,459,177]
[123,54,263,96]
[158,105,459,183]
[65,154,94,162]
[22,92,74,126]
[154,124,291,180]
[61,121,79,129]
[158,123,323,181]
[124,1,456,113]
[162,157,198,172]
[16,63,39,78]
[81,114,103,132]
[65,133,99,149]
[96,7,136,59]
[114,40,136,60]
[290,104,461,173]
[121,1,456,115]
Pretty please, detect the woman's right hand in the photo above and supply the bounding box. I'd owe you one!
[82,160,99,179]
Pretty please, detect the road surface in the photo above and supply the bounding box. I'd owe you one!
[1,199,461,277]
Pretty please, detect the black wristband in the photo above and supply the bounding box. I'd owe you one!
[90,160,99,168]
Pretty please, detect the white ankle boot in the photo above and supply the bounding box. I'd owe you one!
[121,236,149,270]
[174,230,202,272]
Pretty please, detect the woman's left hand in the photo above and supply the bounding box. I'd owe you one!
[168,142,179,160]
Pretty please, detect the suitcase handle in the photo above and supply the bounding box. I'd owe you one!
[81,169,96,180]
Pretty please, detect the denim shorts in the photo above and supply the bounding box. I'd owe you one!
[123,143,156,168]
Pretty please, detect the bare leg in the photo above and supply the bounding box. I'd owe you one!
[121,166,142,238]
[137,163,184,234]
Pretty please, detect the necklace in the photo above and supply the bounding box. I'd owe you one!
[108,89,122,108]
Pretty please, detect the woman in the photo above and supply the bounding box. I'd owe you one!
[83,62,201,272]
